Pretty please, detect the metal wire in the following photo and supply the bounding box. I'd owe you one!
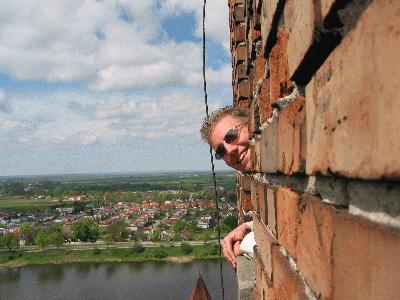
[202,1,225,299]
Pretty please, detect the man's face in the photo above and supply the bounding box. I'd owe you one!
[208,115,251,172]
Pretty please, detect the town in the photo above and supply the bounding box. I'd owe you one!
[0,172,238,250]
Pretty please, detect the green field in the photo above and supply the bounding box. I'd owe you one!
[0,171,236,213]
[0,244,219,268]
[0,197,60,209]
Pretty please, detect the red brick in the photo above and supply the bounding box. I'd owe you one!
[296,195,336,299]
[250,180,261,213]
[236,63,247,81]
[250,181,267,223]
[240,190,253,211]
[277,96,306,175]
[254,246,274,299]
[258,184,268,225]
[332,211,400,299]
[250,99,261,136]
[275,188,301,257]
[260,112,278,173]
[305,0,400,180]
[266,188,277,236]
[237,80,250,99]
[236,43,247,62]
[257,78,272,123]
[239,174,252,191]
[254,215,277,281]
[252,42,267,92]
[269,30,292,104]
[250,135,261,172]
[261,0,280,53]
[235,24,246,43]
[284,0,316,79]
[253,284,261,300]
[272,246,308,300]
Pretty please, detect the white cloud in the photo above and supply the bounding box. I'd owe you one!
[0,1,232,175]
[0,0,230,91]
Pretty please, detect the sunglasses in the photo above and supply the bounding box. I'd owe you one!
[214,122,248,160]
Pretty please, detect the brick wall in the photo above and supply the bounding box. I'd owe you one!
[229,0,400,299]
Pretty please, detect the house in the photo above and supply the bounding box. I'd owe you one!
[180,229,191,240]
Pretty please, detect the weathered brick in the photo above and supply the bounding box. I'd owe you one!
[305,0,400,180]
[332,211,400,299]
[252,42,267,93]
[266,188,277,236]
[240,190,253,211]
[237,80,250,99]
[258,183,268,225]
[260,112,278,173]
[236,43,247,62]
[275,187,301,257]
[272,246,308,300]
[254,215,277,280]
[269,30,291,104]
[234,5,245,23]
[239,174,252,191]
[254,246,274,300]
[236,63,247,81]
[250,179,261,213]
[257,78,272,123]
[235,23,246,43]
[284,0,316,79]
[253,283,261,300]
[261,0,280,54]
[250,135,261,172]
[296,195,336,299]
[249,98,260,135]
[277,96,306,175]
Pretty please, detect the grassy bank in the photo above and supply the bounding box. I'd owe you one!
[0,244,219,268]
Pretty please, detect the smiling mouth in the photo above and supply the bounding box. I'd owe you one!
[237,148,248,164]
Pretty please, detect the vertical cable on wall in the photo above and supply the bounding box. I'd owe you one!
[202,0,225,299]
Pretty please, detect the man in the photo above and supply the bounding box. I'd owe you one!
[200,105,254,270]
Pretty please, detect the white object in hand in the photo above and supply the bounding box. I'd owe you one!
[239,231,256,259]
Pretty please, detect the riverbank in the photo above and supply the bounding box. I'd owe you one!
[0,244,219,268]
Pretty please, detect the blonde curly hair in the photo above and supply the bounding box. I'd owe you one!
[200,105,249,142]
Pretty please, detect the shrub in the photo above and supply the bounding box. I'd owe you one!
[180,242,193,254]
[131,242,145,254]
[153,247,168,259]
[207,244,218,255]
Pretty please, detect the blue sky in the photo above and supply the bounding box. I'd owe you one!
[0,1,233,176]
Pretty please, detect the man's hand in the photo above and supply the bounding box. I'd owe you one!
[221,223,251,270]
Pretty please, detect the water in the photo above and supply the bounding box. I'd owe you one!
[0,260,237,300]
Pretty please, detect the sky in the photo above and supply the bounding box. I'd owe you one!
[0,0,233,176]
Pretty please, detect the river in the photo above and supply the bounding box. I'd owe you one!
[0,260,237,300]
